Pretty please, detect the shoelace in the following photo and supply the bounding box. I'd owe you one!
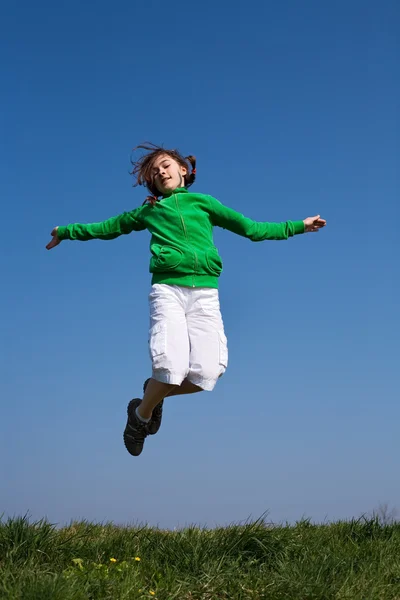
[127,412,148,442]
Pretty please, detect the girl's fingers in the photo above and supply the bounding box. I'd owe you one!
[304,216,326,232]
[46,238,59,250]
[47,227,60,249]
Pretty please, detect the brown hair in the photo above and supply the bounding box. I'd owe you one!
[130,142,196,205]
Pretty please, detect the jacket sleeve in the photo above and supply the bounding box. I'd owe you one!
[206,196,305,241]
[56,207,146,241]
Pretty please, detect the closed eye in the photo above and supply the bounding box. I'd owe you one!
[153,163,170,176]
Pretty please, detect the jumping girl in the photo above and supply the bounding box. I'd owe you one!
[46,143,326,456]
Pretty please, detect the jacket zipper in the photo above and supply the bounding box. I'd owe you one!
[175,193,197,287]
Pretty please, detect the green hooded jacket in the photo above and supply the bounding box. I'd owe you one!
[57,188,305,288]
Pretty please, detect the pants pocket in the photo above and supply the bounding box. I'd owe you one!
[218,330,228,370]
[149,323,167,366]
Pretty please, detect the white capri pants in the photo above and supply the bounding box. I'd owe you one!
[148,284,228,391]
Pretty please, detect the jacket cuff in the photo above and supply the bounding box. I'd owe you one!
[57,226,68,240]
[293,220,305,235]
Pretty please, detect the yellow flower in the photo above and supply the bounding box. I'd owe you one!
[134,556,141,561]
[72,558,84,570]
[149,592,156,597]
[109,557,117,563]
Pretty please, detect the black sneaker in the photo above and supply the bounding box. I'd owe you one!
[123,398,149,456]
[143,378,164,436]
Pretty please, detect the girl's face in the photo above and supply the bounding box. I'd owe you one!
[152,154,187,195]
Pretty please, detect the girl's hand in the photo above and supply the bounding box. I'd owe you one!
[46,227,61,250]
[303,215,326,232]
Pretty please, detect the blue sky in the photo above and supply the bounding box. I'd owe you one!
[1,0,399,528]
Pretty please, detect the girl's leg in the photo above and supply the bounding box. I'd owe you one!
[138,284,190,419]
[167,378,202,396]
[139,377,202,435]
[141,376,202,412]
[124,285,190,455]
[138,379,175,419]
[139,379,201,419]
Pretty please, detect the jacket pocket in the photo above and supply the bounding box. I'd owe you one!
[150,245,183,272]
[205,248,223,275]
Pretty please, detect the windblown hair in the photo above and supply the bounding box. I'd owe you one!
[130,143,196,205]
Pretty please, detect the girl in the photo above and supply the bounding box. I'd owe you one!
[46,143,326,457]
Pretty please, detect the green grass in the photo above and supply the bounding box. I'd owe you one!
[1,515,400,599]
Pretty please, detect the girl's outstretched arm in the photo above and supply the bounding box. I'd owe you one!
[206,196,326,240]
[46,207,146,250]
